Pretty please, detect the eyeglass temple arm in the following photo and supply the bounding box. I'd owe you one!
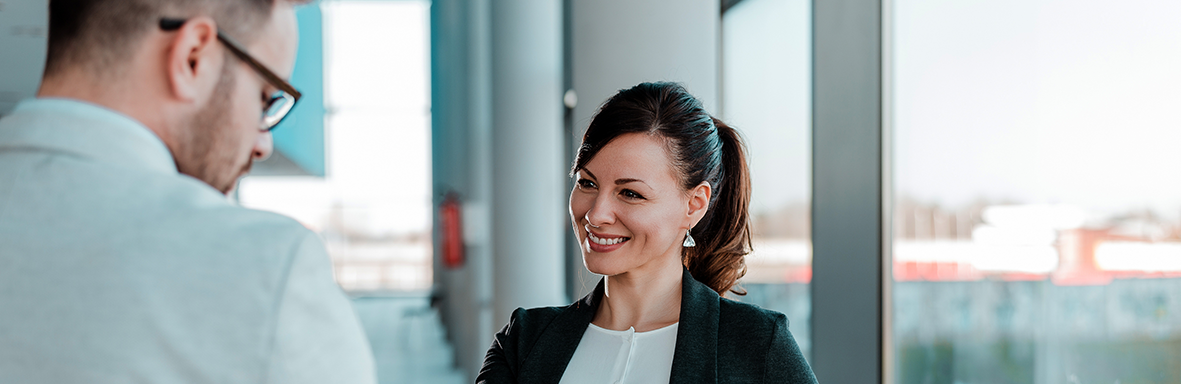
[215,33,302,100]
[158,18,302,100]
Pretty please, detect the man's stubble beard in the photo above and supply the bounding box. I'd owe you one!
[176,62,254,195]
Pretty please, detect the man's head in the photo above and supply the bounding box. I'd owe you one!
[40,0,306,194]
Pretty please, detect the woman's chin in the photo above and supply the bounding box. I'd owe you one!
[582,254,630,277]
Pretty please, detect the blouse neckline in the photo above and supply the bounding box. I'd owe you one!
[587,322,679,336]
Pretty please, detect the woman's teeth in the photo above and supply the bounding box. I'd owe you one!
[588,232,627,245]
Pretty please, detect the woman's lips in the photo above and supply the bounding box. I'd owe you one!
[586,228,630,253]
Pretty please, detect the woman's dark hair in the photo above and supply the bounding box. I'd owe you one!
[573,82,752,296]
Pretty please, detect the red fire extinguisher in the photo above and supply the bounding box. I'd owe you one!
[440,193,465,269]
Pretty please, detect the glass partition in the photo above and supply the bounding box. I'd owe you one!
[722,0,813,361]
[240,1,432,292]
[892,1,1181,382]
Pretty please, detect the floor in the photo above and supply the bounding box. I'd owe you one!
[351,295,468,384]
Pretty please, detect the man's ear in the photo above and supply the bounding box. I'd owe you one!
[164,17,222,103]
[686,181,712,228]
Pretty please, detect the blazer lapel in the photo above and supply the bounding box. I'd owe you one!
[669,269,720,384]
[518,280,602,384]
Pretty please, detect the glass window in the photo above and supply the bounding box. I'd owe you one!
[239,1,432,292]
[892,1,1181,382]
[722,0,812,360]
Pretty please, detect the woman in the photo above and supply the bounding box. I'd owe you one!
[478,82,816,384]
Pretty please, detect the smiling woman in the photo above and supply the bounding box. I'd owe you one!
[477,82,817,384]
[571,83,751,297]
[571,133,701,279]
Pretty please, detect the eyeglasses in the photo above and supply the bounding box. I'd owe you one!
[159,18,301,131]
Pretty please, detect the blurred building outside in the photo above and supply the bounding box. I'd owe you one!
[889,0,1181,382]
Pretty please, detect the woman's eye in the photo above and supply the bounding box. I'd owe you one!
[576,179,597,190]
[621,189,645,200]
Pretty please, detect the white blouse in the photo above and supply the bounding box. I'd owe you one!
[558,322,679,384]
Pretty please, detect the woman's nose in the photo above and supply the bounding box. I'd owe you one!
[584,194,615,227]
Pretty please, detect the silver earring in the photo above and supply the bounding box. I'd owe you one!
[682,229,696,247]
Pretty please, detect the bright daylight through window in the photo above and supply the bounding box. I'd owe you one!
[723,0,812,362]
[240,1,432,293]
[892,1,1181,382]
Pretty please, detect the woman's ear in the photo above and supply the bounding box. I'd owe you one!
[165,16,222,103]
[686,181,712,227]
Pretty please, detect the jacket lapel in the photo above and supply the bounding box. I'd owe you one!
[669,269,719,384]
[518,280,601,384]
[519,272,720,384]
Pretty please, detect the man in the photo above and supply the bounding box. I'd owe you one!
[0,0,376,383]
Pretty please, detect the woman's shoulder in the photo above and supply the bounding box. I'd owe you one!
[501,300,595,340]
[499,282,602,347]
[714,298,816,382]
[508,304,573,329]
[480,302,594,382]
[716,297,789,336]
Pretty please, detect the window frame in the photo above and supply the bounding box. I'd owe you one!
[721,0,893,382]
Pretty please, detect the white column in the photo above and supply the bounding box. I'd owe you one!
[490,0,567,325]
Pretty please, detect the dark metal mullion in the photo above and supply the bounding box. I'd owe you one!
[811,0,887,383]
[562,0,579,303]
[720,0,748,15]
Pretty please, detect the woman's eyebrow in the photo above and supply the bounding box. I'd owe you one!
[582,169,649,187]
[615,178,650,187]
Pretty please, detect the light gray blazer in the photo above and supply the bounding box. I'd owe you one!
[0,99,375,384]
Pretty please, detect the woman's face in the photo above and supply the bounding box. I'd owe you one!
[570,132,709,277]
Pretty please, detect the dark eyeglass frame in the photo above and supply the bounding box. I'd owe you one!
[159,18,302,131]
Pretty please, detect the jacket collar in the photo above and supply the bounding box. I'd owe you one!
[669,268,720,383]
[524,268,719,383]
[518,280,601,382]
[0,98,177,174]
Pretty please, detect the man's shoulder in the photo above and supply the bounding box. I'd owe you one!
[189,204,314,245]
[158,187,321,257]
[169,188,307,235]
[94,170,323,262]
[114,180,328,296]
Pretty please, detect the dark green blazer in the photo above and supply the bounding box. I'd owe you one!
[477,269,817,383]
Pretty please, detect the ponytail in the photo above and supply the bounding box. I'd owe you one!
[683,118,752,296]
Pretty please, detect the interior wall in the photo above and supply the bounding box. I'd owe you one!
[567,0,721,299]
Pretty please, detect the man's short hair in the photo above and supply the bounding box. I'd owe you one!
[45,0,301,77]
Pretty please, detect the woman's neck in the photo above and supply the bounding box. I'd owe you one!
[593,255,683,332]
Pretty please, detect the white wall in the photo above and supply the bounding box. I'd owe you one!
[571,0,720,133]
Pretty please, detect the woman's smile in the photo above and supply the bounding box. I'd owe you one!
[586,227,631,252]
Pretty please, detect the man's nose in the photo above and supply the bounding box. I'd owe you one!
[253,132,274,161]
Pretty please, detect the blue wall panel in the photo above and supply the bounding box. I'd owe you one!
[271,4,326,177]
